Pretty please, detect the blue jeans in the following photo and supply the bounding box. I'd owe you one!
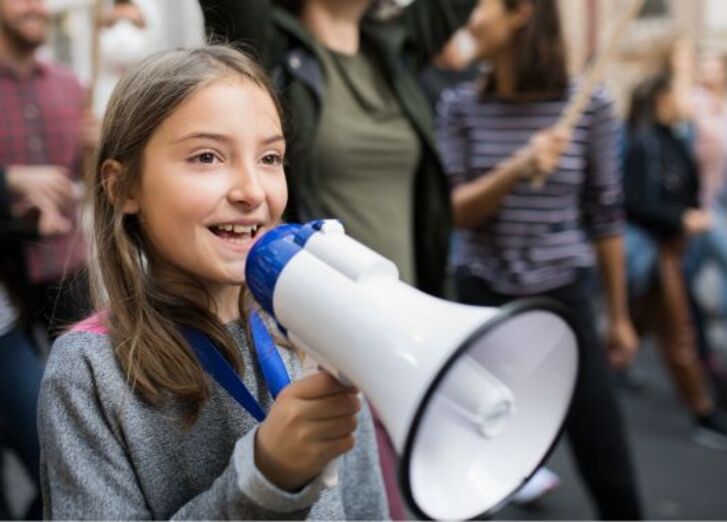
[625,224,659,299]
[685,208,727,314]
[627,224,713,362]
[0,328,43,519]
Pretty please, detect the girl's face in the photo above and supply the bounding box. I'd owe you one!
[468,0,528,61]
[127,78,287,290]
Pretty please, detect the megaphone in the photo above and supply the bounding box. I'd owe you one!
[246,220,579,520]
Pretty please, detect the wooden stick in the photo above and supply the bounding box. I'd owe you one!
[531,0,646,188]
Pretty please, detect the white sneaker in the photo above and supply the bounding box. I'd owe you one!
[511,467,561,505]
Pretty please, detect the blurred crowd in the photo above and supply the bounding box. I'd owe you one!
[1,0,727,519]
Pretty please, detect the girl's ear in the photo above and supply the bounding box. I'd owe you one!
[101,159,139,214]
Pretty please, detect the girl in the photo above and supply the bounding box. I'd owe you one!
[436,0,642,518]
[624,71,727,449]
[38,46,388,519]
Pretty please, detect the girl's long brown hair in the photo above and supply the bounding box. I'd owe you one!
[482,0,568,99]
[89,46,284,422]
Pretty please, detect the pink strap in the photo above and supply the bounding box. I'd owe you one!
[71,312,108,335]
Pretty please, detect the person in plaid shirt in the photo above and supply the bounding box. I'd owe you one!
[0,0,92,339]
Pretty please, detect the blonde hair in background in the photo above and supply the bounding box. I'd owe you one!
[88,45,284,423]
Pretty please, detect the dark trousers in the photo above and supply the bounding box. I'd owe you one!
[455,269,643,520]
[0,328,43,519]
[630,240,713,415]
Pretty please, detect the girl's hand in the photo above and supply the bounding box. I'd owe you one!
[254,372,360,492]
[517,127,572,187]
[527,127,571,176]
[6,165,75,236]
[605,316,639,369]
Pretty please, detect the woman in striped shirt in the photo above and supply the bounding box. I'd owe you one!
[436,0,641,518]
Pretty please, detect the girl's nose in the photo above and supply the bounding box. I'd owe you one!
[228,166,265,209]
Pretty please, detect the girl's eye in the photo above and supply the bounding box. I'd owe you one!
[193,152,219,164]
[261,153,284,166]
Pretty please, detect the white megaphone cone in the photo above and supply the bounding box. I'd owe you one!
[245,220,580,520]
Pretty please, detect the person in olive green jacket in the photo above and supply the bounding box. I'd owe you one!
[200,0,475,299]
[199,1,475,518]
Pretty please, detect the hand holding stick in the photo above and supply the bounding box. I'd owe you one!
[529,0,647,189]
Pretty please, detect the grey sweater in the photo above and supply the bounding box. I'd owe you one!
[38,321,389,520]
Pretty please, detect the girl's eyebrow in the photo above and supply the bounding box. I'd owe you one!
[263,134,286,146]
[171,132,232,145]
[170,133,285,146]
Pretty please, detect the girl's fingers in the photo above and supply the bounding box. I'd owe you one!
[37,203,72,237]
[298,391,361,421]
[316,434,356,462]
[305,415,359,441]
[285,371,356,400]
[41,176,75,208]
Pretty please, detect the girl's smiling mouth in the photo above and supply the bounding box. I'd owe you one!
[208,222,262,246]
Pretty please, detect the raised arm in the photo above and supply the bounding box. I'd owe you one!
[436,88,569,229]
[399,0,476,70]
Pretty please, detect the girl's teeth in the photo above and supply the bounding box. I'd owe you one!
[215,224,258,235]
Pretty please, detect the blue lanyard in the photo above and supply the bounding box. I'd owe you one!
[182,311,291,422]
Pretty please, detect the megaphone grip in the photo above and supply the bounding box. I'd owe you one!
[301,355,340,488]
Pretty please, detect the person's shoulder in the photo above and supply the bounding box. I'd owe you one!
[44,313,115,383]
[439,80,479,113]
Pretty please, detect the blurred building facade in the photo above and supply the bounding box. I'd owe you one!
[42,0,204,85]
[40,0,727,118]
[560,0,727,115]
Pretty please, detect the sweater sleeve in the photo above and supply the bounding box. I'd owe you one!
[172,428,328,519]
[582,88,625,239]
[435,86,470,188]
[38,334,328,520]
[38,341,151,520]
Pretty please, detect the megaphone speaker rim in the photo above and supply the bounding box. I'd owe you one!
[398,297,583,520]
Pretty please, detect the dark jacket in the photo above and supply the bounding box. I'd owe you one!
[199,0,475,296]
[0,169,33,318]
[624,124,700,241]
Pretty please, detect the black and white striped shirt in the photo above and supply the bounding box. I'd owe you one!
[436,82,624,295]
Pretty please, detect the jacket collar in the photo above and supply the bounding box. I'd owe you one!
[277,22,409,97]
